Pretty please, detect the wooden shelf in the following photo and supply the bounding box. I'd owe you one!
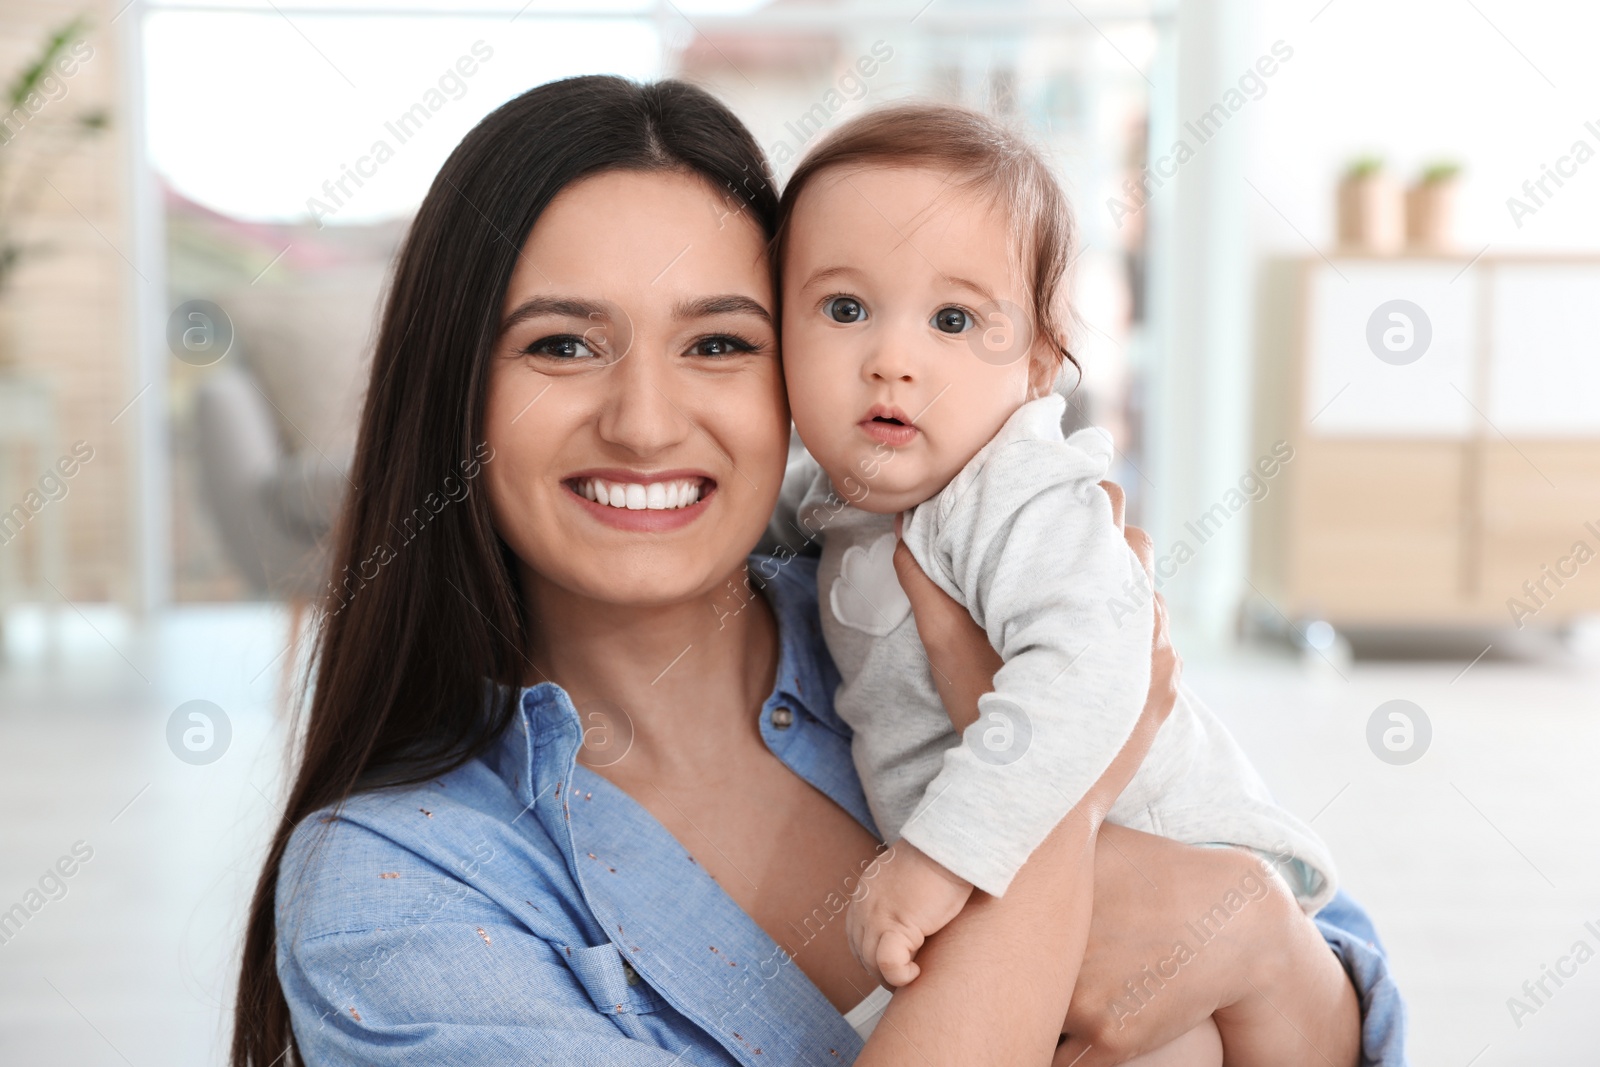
[1249,257,1600,629]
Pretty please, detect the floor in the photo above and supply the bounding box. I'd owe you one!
[0,604,1596,1065]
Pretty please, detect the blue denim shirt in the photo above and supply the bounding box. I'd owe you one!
[276,554,1408,1065]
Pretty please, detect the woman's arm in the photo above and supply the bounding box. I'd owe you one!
[851,762,1104,1067]
[852,487,1177,1067]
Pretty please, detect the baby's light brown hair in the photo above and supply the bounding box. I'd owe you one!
[773,101,1081,392]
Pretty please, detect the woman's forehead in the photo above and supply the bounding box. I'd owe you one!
[506,169,771,305]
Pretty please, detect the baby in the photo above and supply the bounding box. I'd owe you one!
[775,103,1340,1064]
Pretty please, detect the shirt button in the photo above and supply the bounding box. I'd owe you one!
[771,706,794,729]
[622,960,640,985]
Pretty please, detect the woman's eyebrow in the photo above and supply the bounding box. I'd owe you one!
[501,296,609,332]
[673,294,772,324]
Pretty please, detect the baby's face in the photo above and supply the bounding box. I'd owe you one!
[782,165,1040,514]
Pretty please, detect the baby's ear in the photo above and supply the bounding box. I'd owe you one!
[1026,349,1058,400]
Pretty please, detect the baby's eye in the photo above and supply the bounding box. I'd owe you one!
[824,296,866,323]
[932,307,973,334]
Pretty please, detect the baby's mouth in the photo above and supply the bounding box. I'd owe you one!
[859,405,920,445]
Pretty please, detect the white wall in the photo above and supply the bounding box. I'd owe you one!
[1249,0,1600,254]
[1152,0,1600,644]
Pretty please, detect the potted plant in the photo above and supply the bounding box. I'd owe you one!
[1336,156,1403,254]
[0,16,109,368]
[1406,161,1462,252]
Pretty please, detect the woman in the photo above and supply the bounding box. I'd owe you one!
[232,76,1405,1066]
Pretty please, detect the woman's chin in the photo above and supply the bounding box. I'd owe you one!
[539,544,754,612]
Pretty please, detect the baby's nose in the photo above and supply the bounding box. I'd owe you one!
[864,342,917,383]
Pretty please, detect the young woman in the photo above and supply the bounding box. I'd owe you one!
[232,76,1406,1067]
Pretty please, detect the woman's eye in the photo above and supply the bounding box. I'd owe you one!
[933,307,972,334]
[524,335,596,361]
[691,335,756,357]
[824,296,865,323]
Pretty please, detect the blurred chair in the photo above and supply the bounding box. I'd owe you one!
[195,363,352,703]
[191,266,379,690]
[193,365,349,603]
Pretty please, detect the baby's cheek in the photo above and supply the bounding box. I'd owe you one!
[781,346,840,426]
[922,423,988,484]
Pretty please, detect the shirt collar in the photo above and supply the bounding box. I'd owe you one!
[480,554,869,1063]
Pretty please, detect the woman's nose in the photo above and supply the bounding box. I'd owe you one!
[596,345,691,455]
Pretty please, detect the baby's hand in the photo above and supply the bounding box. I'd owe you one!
[847,840,973,988]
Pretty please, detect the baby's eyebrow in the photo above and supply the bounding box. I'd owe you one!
[800,265,1001,307]
[941,275,999,305]
[799,265,863,290]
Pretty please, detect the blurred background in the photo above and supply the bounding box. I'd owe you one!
[1,0,1597,1062]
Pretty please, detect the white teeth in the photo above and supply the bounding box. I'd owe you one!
[575,477,705,510]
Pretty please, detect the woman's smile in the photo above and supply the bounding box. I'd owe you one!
[562,467,718,532]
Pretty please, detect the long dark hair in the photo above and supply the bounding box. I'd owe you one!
[232,75,778,1067]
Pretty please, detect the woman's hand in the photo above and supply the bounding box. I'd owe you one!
[1054,827,1360,1067]
[891,480,1180,820]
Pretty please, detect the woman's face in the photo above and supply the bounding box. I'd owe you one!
[483,168,787,611]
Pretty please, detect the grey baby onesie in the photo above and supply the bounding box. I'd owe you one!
[796,394,1336,909]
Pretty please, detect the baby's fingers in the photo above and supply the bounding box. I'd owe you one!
[845,913,876,978]
[876,928,922,989]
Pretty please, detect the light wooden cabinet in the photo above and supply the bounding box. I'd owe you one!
[1251,255,1600,628]
[1299,262,1478,437]
[1485,266,1600,434]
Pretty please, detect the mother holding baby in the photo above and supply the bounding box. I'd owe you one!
[231,77,1406,1067]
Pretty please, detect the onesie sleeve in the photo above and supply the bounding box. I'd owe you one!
[897,426,1155,897]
